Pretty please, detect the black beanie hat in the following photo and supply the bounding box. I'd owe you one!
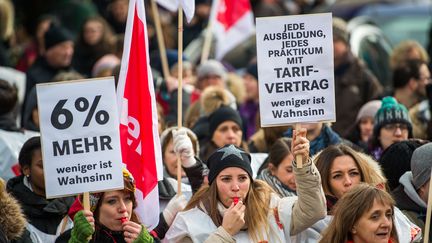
[44,23,73,50]
[207,144,252,184]
[209,106,243,138]
[379,140,423,191]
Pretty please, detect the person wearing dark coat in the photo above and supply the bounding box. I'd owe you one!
[24,23,74,100]
[6,136,75,242]
[392,143,432,240]
[331,18,383,138]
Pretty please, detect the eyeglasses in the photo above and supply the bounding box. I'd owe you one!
[419,76,432,83]
[382,123,409,132]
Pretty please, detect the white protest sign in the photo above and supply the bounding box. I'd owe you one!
[256,13,335,127]
[37,78,123,198]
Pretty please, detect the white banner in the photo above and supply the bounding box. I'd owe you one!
[256,13,335,127]
[37,77,123,198]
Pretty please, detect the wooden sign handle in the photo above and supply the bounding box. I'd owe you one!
[83,192,90,210]
[295,124,303,168]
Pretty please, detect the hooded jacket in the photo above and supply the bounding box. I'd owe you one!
[0,179,27,242]
[6,175,74,242]
[392,171,430,239]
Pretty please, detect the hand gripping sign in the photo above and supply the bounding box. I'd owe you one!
[37,77,123,199]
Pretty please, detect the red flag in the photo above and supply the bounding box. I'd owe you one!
[117,0,163,229]
[212,0,255,59]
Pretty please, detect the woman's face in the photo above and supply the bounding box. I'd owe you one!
[212,121,242,148]
[98,190,133,231]
[351,199,393,243]
[163,140,186,178]
[359,117,374,142]
[329,155,361,199]
[270,153,296,191]
[216,167,250,208]
[83,20,104,45]
[378,123,409,150]
[23,148,45,196]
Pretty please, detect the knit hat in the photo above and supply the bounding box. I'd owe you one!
[332,17,349,44]
[411,143,432,190]
[379,140,423,191]
[245,62,258,81]
[208,106,243,138]
[356,100,381,123]
[207,144,252,184]
[197,60,227,81]
[88,168,136,212]
[44,23,73,50]
[373,96,412,136]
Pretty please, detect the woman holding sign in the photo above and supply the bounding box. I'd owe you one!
[58,169,155,243]
[165,129,326,242]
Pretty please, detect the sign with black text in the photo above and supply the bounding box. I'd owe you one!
[37,78,123,198]
[256,13,335,127]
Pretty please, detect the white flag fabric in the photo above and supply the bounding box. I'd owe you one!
[117,0,163,230]
[156,0,195,23]
[212,0,255,60]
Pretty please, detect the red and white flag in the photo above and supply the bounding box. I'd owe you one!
[156,0,195,23]
[117,0,163,229]
[212,0,255,59]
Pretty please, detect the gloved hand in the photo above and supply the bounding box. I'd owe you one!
[172,128,196,167]
[70,210,94,243]
[162,194,188,226]
[132,226,154,243]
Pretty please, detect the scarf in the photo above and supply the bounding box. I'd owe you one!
[284,125,341,156]
[257,168,296,197]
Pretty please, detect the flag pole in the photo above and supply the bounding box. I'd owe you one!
[200,0,219,63]
[150,0,170,80]
[177,7,184,195]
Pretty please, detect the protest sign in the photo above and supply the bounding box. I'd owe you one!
[37,77,123,198]
[256,13,335,127]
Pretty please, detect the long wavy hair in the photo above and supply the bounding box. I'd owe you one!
[319,184,397,243]
[313,144,386,198]
[184,179,275,242]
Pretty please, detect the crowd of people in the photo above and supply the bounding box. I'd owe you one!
[1,0,432,242]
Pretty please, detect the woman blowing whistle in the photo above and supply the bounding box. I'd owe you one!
[165,128,326,242]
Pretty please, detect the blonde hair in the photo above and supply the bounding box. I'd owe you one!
[319,184,397,243]
[0,0,14,40]
[184,179,274,242]
[200,86,230,116]
[226,73,246,104]
[390,40,429,70]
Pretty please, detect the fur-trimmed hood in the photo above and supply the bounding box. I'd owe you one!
[0,178,27,241]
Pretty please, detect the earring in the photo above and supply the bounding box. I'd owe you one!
[352,227,357,234]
